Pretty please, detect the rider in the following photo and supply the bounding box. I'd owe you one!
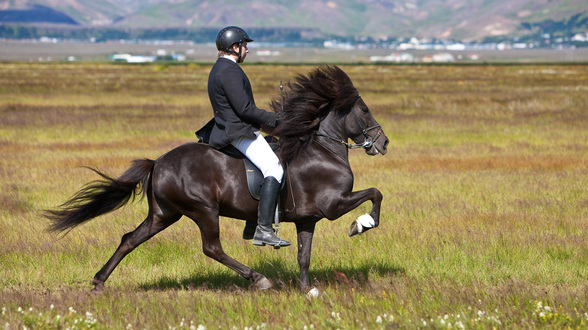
[207,26,290,248]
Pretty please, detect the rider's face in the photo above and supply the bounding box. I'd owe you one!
[232,41,249,63]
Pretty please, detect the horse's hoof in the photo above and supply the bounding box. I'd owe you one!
[348,214,375,237]
[348,220,360,237]
[255,277,273,290]
[91,279,104,293]
[305,287,320,299]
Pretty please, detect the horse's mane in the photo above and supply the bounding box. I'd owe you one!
[269,65,359,164]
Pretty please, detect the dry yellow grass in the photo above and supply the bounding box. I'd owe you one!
[0,63,587,328]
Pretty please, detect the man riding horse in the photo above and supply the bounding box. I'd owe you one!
[45,43,389,293]
[207,26,290,248]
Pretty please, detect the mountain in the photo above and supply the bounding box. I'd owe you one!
[0,4,78,25]
[1,0,587,41]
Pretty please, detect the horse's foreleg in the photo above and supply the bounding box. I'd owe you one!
[191,213,272,290]
[324,187,383,226]
[295,221,316,292]
[92,212,180,291]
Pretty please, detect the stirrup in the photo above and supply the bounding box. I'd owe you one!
[252,238,291,248]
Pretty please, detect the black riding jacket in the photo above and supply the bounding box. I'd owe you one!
[207,57,277,149]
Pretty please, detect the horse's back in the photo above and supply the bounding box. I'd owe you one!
[151,142,252,215]
[154,142,242,181]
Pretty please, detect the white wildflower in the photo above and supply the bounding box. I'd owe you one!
[376,315,382,324]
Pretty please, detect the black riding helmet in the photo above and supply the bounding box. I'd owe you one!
[216,26,253,62]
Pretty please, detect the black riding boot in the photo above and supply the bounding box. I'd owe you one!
[253,177,291,247]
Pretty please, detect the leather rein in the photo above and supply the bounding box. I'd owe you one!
[316,96,382,150]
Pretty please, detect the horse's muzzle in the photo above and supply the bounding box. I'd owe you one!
[366,130,388,156]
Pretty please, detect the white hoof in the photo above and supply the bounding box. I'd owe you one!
[348,214,375,237]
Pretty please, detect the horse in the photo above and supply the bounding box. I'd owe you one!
[45,65,389,294]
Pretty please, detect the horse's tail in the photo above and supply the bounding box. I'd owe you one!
[45,159,155,233]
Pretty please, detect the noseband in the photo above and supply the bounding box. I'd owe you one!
[317,96,382,150]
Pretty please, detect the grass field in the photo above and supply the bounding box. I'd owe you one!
[0,62,587,329]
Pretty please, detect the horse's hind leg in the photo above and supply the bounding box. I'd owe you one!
[188,211,272,290]
[92,211,181,291]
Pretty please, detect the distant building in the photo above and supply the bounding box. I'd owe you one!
[110,54,156,63]
[256,50,282,56]
[422,53,455,63]
[323,40,354,50]
[572,33,588,42]
[370,53,415,63]
[446,43,466,51]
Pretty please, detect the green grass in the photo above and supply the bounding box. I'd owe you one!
[1,63,587,328]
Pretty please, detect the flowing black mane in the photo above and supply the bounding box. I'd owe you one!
[269,65,359,164]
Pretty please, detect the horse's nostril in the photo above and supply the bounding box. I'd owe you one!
[384,139,389,149]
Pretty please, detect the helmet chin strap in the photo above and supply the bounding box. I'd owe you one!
[237,43,243,63]
[229,43,243,63]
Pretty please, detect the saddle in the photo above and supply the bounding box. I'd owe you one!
[195,118,281,201]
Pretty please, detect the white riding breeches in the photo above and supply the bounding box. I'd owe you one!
[231,132,284,183]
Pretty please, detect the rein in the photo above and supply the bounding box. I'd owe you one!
[316,96,382,150]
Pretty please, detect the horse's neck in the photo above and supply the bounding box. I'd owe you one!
[313,134,350,165]
[313,117,350,165]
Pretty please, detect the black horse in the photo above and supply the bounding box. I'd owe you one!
[46,65,389,294]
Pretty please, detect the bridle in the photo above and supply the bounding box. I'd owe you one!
[316,96,382,150]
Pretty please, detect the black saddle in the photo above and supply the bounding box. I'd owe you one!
[195,119,281,201]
